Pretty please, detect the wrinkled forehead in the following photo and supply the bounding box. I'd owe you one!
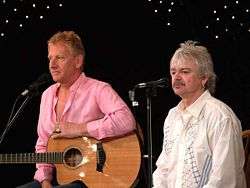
[48,42,73,55]
[170,55,197,68]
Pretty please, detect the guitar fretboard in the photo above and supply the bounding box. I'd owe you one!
[0,152,63,164]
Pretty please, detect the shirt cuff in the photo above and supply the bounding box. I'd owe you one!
[34,165,54,183]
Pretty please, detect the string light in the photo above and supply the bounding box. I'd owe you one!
[0,0,64,39]
[146,0,250,41]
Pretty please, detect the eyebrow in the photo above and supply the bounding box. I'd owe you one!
[170,67,192,71]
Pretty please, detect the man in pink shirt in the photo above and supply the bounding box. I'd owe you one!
[17,31,136,188]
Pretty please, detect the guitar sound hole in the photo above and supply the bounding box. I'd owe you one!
[64,148,82,168]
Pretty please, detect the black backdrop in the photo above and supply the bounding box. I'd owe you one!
[0,1,250,187]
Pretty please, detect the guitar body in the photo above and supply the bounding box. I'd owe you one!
[47,132,141,187]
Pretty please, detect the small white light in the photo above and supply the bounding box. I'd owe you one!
[33,3,36,8]
[213,10,217,14]
[225,28,228,32]
[215,35,219,39]
[246,9,249,13]
[232,16,235,19]
[59,3,63,7]
[168,9,171,12]
[46,5,50,9]
[167,22,171,26]
[205,25,209,29]
[2,0,6,4]
[159,1,162,3]
[148,0,151,1]
[216,17,220,21]
[40,15,43,19]
[1,33,4,37]
[25,15,29,19]
[154,9,158,13]
[224,5,227,9]
[19,24,23,27]
[5,19,8,23]
[14,8,17,12]
[235,1,239,4]
[171,1,174,5]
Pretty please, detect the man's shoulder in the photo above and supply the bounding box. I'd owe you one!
[205,96,237,119]
[84,76,112,90]
[167,105,179,116]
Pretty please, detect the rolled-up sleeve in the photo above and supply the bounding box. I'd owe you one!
[87,84,136,140]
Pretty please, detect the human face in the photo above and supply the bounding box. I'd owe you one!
[48,42,82,85]
[170,57,207,101]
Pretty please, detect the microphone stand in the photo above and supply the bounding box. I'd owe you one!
[0,94,34,145]
[129,86,158,188]
[0,73,51,146]
[145,86,157,188]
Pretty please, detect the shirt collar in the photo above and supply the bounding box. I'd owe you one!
[52,72,87,96]
[177,90,211,119]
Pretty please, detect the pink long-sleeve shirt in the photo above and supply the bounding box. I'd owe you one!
[34,73,136,182]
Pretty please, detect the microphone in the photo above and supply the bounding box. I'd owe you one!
[20,73,52,96]
[134,77,168,88]
[129,89,135,102]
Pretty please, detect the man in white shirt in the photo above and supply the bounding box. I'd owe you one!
[153,40,246,188]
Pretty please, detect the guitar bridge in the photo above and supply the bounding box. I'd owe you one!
[96,142,106,172]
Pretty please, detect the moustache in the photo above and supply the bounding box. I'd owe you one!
[173,81,185,87]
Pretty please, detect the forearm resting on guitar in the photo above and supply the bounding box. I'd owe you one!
[52,122,89,139]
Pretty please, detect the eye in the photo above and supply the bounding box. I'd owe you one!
[181,69,191,74]
[57,55,65,61]
[170,71,176,75]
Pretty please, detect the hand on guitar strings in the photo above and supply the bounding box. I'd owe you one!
[51,122,89,139]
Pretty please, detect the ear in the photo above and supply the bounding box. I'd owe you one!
[201,76,208,88]
[75,54,83,69]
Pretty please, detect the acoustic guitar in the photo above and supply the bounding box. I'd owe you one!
[0,132,142,188]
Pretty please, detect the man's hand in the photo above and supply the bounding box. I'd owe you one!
[41,179,52,188]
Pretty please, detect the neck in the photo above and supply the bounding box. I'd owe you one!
[60,72,81,89]
[182,89,206,109]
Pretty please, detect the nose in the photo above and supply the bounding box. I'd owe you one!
[172,72,181,81]
[49,58,54,65]
[49,58,57,68]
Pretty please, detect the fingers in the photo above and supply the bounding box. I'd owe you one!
[51,132,61,139]
[53,128,61,134]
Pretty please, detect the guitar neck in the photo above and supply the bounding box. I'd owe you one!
[0,152,63,164]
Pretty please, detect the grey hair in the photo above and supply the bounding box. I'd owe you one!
[170,40,217,94]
